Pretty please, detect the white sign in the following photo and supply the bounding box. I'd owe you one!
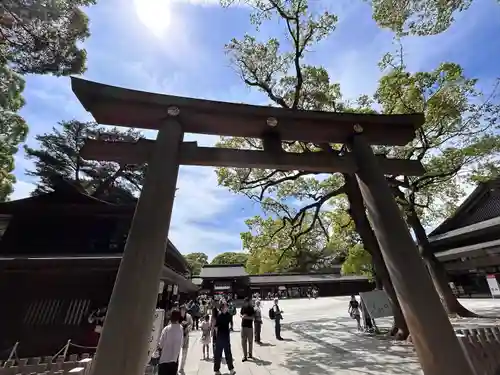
[147,309,165,360]
[359,290,393,319]
[158,281,165,294]
[486,275,500,297]
[173,285,178,295]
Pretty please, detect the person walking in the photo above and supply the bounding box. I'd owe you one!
[214,301,235,375]
[240,297,255,361]
[190,300,201,330]
[157,309,184,375]
[179,305,193,374]
[200,314,212,360]
[228,300,236,331]
[269,298,283,340]
[253,299,263,344]
[348,295,362,331]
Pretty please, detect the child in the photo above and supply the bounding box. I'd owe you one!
[348,295,362,331]
[201,314,211,359]
[157,309,184,375]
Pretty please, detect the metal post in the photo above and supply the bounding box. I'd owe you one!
[348,128,474,375]
[90,117,183,375]
[5,342,19,366]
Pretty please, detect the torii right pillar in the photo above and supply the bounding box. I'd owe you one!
[348,125,475,375]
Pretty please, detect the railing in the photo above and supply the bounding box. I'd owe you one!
[456,327,500,375]
[0,341,156,375]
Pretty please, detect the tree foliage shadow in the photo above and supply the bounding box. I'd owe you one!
[279,318,422,375]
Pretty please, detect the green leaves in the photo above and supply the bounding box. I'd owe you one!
[368,0,473,36]
[24,120,146,203]
[184,252,209,275]
[1,0,95,75]
[210,252,249,266]
[0,63,28,201]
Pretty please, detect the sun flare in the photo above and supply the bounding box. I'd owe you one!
[134,0,172,37]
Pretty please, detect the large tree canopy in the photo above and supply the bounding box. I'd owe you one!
[184,252,209,275]
[216,0,500,323]
[1,0,95,75]
[367,0,500,36]
[211,251,249,266]
[24,120,146,203]
[0,63,28,201]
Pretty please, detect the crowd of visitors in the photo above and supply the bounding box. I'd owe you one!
[155,295,286,375]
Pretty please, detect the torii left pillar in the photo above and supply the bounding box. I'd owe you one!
[90,115,183,375]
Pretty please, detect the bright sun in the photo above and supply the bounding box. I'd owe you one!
[134,0,172,37]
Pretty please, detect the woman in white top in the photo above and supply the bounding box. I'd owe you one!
[158,310,184,375]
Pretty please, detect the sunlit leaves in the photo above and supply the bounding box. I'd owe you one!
[0,64,28,201]
[184,252,209,276]
[1,0,95,75]
[367,0,473,36]
[211,252,249,266]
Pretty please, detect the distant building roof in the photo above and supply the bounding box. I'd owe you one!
[200,264,248,278]
[249,273,368,285]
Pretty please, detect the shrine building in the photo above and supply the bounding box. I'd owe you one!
[0,182,196,357]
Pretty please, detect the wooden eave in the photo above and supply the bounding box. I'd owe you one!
[71,77,425,146]
[429,178,500,237]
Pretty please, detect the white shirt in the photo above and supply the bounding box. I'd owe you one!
[158,323,184,364]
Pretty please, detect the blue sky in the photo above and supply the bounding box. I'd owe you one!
[11,0,500,259]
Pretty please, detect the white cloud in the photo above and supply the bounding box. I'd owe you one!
[170,165,243,257]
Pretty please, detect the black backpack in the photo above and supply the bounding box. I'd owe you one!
[269,307,275,319]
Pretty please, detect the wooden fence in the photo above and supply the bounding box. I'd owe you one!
[456,327,500,375]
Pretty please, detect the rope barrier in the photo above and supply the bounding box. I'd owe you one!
[68,342,97,350]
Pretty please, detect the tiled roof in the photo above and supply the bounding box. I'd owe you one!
[429,178,500,237]
[200,264,248,278]
[249,273,368,285]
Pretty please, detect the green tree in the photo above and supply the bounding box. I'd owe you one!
[217,0,499,333]
[367,0,476,36]
[376,49,500,315]
[0,63,28,201]
[1,0,95,75]
[341,245,373,279]
[243,214,340,274]
[24,120,146,203]
[218,0,409,337]
[184,252,209,275]
[211,252,249,266]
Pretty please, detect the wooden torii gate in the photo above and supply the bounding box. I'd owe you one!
[71,77,474,375]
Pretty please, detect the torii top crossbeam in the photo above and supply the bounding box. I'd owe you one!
[71,77,424,146]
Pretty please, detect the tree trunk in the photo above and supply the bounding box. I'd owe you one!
[406,207,478,317]
[343,174,409,339]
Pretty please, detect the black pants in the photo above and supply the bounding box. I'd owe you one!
[214,335,234,372]
[254,321,262,342]
[158,361,178,375]
[275,319,281,339]
[229,315,234,330]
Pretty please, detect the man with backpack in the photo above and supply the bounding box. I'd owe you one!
[269,298,283,340]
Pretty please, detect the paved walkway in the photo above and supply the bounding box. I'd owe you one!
[181,298,500,375]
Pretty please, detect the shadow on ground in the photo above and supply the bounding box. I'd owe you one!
[279,317,421,375]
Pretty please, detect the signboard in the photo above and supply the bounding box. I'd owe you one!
[147,309,165,360]
[158,281,165,294]
[172,285,178,295]
[486,275,500,297]
[359,290,393,319]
